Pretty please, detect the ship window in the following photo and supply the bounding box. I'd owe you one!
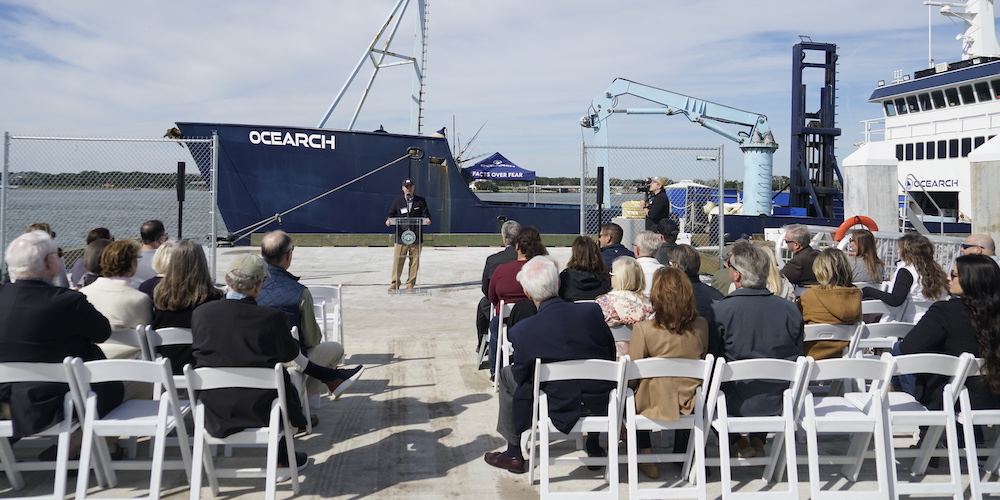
[918,93,933,110]
[959,85,976,104]
[938,140,948,157]
[975,136,986,148]
[931,90,946,108]
[992,79,1000,98]
[962,137,973,156]
[926,141,936,159]
[949,138,960,158]
[905,143,914,161]
[906,95,920,112]
[884,101,897,116]
[895,144,904,161]
[945,87,960,106]
[895,98,908,114]
[915,143,924,160]
[976,82,993,101]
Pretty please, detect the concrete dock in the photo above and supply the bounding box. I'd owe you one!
[0,246,975,498]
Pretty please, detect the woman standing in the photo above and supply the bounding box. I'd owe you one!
[559,236,611,302]
[595,257,654,358]
[628,267,709,479]
[643,177,670,231]
[899,255,1000,410]
[799,249,862,360]
[847,228,885,283]
[862,233,949,322]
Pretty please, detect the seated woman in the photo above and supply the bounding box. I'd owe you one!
[150,240,224,374]
[80,239,152,360]
[138,241,175,299]
[558,236,611,302]
[487,226,547,378]
[78,238,112,288]
[799,248,862,360]
[847,228,885,283]
[628,267,709,479]
[862,233,949,322]
[594,256,653,359]
[899,255,1000,410]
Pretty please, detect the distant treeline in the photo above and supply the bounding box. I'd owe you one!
[481,176,791,190]
[10,171,208,190]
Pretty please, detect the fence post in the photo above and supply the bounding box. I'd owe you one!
[210,132,219,282]
[1,132,8,283]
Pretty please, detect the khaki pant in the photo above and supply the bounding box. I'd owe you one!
[391,243,421,286]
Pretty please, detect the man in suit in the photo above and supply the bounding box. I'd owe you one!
[384,178,431,291]
[475,220,520,352]
[484,256,616,473]
[0,231,123,443]
[191,254,308,471]
[779,223,820,286]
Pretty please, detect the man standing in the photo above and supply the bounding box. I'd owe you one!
[598,223,634,270]
[476,220,520,352]
[256,230,364,401]
[130,219,167,287]
[632,231,664,295]
[483,256,616,473]
[712,240,803,458]
[385,179,431,291]
[961,234,999,264]
[779,223,820,286]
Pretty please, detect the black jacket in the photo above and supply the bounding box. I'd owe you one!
[558,268,612,302]
[645,190,670,230]
[387,194,431,244]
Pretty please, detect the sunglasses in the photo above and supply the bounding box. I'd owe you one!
[961,244,983,250]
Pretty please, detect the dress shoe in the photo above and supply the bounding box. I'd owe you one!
[406,283,415,290]
[731,437,756,458]
[586,447,607,471]
[484,451,526,473]
[750,437,766,457]
[638,448,659,479]
[388,283,398,291]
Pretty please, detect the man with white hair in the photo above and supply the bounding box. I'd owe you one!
[961,234,1000,264]
[483,256,616,474]
[779,223,820,286]
[0,231,123,443]
[191,253,308,471]
[632,230,664,295]
[712,240,804,459]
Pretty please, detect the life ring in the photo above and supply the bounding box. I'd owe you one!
[834,215,879,241]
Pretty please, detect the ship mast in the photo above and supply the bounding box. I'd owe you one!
[925,0,1000,59]
[317,0,428,134]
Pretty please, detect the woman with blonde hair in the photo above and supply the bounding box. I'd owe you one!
[863,233,949,322]
[848,228,885,282]
[138,241,176,299]
[628,266,708,479]
[799,248,862,359]
[595,256,654,358]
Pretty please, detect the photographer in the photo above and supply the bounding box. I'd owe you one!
[642,177,669,231]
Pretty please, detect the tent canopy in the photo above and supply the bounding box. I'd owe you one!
[461,152,535,181]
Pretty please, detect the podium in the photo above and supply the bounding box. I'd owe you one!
[389,217,428,246]
[388,217,430,295]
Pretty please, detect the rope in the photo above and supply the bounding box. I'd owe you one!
[229,153,412,242]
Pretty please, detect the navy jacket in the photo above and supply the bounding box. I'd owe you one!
[510,298,616,434]
[600,244,634,270]
[387,194,430,244]
[257,264,305,330]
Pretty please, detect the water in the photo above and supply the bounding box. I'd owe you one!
[476,192,647,205]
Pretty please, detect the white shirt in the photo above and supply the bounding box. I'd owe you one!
[636,257,664,296]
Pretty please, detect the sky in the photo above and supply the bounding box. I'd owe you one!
[0,0,994,181]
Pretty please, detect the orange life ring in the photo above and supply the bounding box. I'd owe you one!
[834,216,879,241]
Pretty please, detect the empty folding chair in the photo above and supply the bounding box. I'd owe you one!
[525,357,627,499]
[307,285,344,346]
[623,354,714,500]
[70,357,192,500]
[800,355,896,500]
[958,358,1000,500]
[184,364,302,500]
[704,357,809,500]
[476,299,498,368]
[0,358,87,500]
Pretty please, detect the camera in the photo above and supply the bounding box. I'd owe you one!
[635,178,652,194]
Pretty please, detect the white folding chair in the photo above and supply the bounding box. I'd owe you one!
[493,301,514,392]
[70,357,193,500]
[800,355,896,500]
[623,355,714,500]
[308,284,344,346]
[704,357,809,500]
[286,327,312,433]
[609,325,632,343]
[859,353,972,500]
[958,358,1000,500]
[862,299,909,323]
[846,322,915,358]
[184,364,301,500]
[0,358,87,500]
[476,300,496,368]
[525,357,627,499]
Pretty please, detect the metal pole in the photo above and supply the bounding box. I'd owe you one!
[1,132,8,283]
[718,145,725,267]
[597,166,605,229]
[579,142,586,235]
[210,132,219,282]
[176,162,186,240]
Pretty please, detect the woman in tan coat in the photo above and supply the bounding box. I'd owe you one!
[629,266,709,479]
[799,248,863,359]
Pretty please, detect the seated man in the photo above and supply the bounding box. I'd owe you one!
[476,220,520,352]
[961,233,999,264]
[256,231,364,403]
[191,254,308,470]
[712,240,804,458]
[483,256,616,473]
[779,223,820,286]
[0,231,123,453]
[598,223,634,270]
[632,231,664,296]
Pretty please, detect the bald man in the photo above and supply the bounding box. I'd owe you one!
[961,234,999,264]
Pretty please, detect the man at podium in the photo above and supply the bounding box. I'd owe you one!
[385,178,431,291]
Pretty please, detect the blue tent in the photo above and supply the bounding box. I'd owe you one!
[461,152,536,181]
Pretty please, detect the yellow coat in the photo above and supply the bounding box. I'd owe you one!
[628,316,709,422]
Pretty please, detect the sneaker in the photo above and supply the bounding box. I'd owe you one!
[276,451,308,482]
[327,365,365,399]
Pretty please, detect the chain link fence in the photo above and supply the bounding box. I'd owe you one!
[581,144,725,249]
[2,133,221,282]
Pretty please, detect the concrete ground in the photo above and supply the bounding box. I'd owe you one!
[0,246,982,498]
